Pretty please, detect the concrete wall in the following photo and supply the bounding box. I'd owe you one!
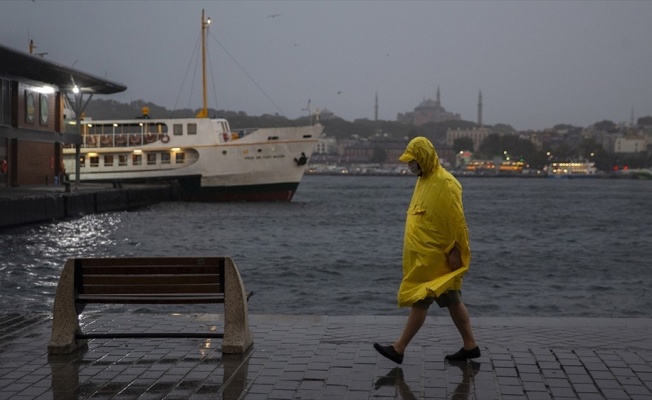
[0,186,172,229]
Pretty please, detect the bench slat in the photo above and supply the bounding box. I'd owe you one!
[78,293,224,304]
[82,274,221,285]
[81,284,222,295]
[78,257,222,267]
[81,265,221,275]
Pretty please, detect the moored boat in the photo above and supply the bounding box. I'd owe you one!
[63,10,322,201]
[546,161,597,178]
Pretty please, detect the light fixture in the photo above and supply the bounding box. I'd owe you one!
[133,149,142,154]
[33,86,55,94]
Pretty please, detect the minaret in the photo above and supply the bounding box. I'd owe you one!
[477,90,483,127]
[436,86,441,107]
[375,92,379,121]
[631,107,635,126]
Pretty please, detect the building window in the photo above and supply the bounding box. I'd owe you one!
[161,153,171,164]
[173,124,183,136]
[90,156,99,167]
[147,153,157,165]
[0,79,11,126]
[175,152,185,164]
[104,155,114,167]
[188,123,197,135]
[25,92,36,124]
[79,156,86,168]
[118,154,128,166]
[132,154,142,166]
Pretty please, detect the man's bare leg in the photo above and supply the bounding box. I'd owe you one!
[393,306,428,354]
[448,301,477,350]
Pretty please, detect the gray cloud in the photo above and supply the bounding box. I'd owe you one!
[2,0,650,130]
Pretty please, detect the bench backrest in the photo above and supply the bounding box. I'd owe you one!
[74,257,226,314]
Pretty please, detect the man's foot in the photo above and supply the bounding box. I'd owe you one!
[373,343,404,364]
[445,346,481,361]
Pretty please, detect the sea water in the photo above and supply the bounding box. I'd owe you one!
[1,175,651,318]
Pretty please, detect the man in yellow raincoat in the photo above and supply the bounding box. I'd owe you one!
[374,136,480,364]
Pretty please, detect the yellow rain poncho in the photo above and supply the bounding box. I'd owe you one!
[397,137,471,307]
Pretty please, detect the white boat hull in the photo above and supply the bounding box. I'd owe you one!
[63,118,322,202]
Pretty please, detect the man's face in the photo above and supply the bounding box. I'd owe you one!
[408,160,421,176]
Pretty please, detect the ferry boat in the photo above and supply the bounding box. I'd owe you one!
[546,161,597,178]
[62,10,322,202]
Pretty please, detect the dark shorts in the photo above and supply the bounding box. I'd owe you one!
[413,290,462,309]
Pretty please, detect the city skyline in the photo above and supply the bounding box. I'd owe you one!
[2,1,651,131]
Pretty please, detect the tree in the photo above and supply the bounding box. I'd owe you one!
[637,115,652,126]
[453,137,474,153]
[593,120,617,132]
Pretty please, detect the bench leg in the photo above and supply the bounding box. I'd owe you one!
[48,259,87,354]
[222,257,254,353]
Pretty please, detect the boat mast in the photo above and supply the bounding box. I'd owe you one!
[196,9,210,118]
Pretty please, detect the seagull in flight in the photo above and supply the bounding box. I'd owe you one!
[267,14,281,18]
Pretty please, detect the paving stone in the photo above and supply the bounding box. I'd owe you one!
[1,314,652,399]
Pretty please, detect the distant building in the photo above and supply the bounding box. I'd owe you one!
[397,87,461,126]
[341,136,408,164]
[446,127,489,151]
[615,134,648,154]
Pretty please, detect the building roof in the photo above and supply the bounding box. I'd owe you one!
[0,43,126,94]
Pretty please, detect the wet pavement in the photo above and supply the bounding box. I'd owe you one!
[0,312,651,399]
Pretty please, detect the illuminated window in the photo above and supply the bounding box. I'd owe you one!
[132,154,142,166]
[161,153,171,164]
[118,154,128,166]
[79,156,86,168]
[175,152,185,164]
[104,155,114,167]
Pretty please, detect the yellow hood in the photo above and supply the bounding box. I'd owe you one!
[397,137,471,307]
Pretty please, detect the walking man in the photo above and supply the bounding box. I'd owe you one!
[374,136,480,364]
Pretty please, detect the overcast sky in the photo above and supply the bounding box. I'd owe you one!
[2,1,651,131]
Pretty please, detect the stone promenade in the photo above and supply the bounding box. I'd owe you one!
[0,313,651,399]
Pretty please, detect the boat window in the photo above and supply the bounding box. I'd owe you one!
[175,152,185,164]
[132,154,142,166]
[90,156,99,168]
[173,124,183,136]
[118,155,128,166]
[104,155,114,167]
[147,153,157,165]
[79,156,85,168]
[188,123,197,135]
[161,153,171,164]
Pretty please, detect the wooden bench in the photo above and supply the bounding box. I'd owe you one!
[48,257,253,355]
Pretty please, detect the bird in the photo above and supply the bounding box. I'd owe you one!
[267,14,281,18]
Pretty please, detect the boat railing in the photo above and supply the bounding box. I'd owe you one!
[63,121,170,149]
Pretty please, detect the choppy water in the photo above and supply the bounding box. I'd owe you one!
[1,175,651,318]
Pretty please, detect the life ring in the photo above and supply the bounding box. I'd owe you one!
[101,135,112,146]
[161,134,170,144]
[130,134,141,145]
[1,160,7,174]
